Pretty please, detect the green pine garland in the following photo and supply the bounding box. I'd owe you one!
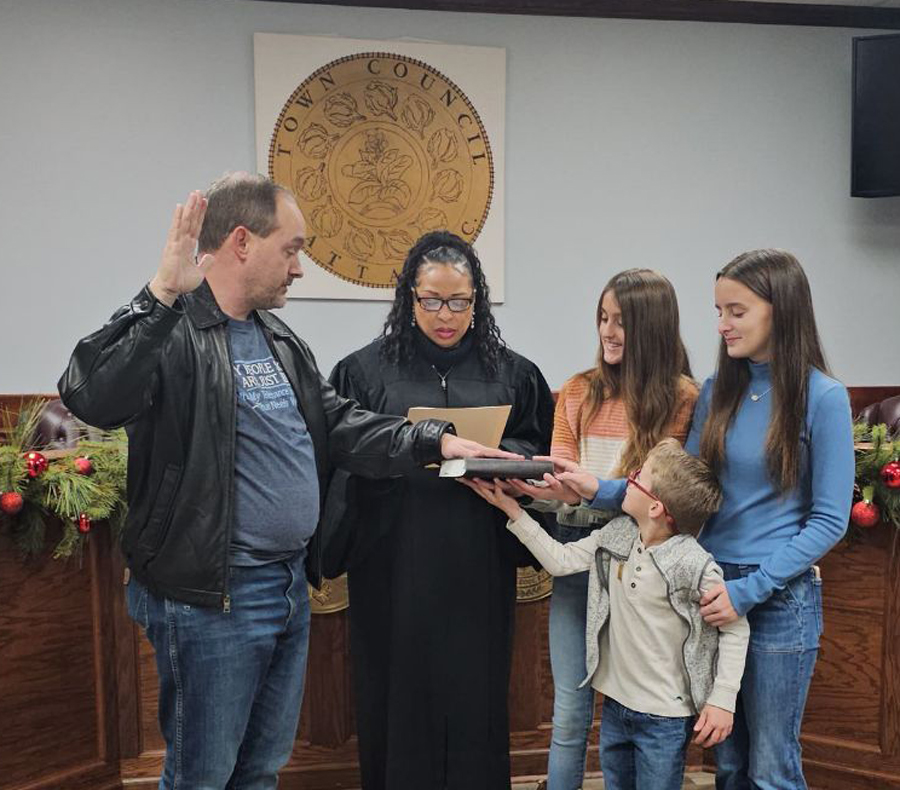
[853,421,900,530]
[3,407,894,555]
[0,400,127,560]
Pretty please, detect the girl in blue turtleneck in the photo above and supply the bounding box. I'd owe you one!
[685,250,854,790]
[531,249,854,790]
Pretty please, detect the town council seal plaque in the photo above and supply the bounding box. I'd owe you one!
[269,52,494,288]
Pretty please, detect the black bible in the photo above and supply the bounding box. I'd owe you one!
[439,458,555,480]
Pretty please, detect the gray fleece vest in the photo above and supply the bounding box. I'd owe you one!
[581,516,719,713]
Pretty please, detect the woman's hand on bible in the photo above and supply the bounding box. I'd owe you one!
[699,583,739,626]
[440,434,522,460]
[458,478,524,521]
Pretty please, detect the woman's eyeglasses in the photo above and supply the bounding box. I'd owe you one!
[627,468,676,527]
[413,291,475,313]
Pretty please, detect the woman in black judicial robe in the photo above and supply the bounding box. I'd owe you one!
[327,231,554,790]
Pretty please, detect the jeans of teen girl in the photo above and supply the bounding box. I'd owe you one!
[545,524,596,790]
[715,564,823,790]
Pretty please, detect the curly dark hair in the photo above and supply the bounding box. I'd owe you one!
[380,230,507,375]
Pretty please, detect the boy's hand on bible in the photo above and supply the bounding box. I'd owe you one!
[457,478,524,521]
[699,583,739,626]
[540,455,600,500]
[507,473,582,505]
[506,456,594,504]
[693,705,733,747]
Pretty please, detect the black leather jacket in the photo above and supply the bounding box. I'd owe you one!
[58,283,449,608]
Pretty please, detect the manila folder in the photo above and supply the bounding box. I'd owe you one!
[406,405,512,449]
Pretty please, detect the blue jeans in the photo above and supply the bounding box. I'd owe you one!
[715,564,823,790]
[126,554,311,790]
[599,697,694,790]
[546,525,595,790]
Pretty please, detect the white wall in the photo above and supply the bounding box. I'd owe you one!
[1,0,898,393]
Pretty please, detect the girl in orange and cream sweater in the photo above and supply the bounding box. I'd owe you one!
[527,269,698,790]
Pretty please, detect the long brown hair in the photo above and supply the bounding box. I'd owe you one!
[576,269,693,476]
[699,249,828,491]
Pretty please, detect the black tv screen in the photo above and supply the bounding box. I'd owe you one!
[852,33,900,197]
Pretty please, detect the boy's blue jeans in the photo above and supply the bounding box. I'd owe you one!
[599,696,694,790]
[715,563,822,790]
[545,525,595,790]
[126,553,311,790]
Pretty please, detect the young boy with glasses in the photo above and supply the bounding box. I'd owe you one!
[462,438,749,790]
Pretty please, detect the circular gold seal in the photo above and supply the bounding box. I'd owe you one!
[516,567,554,602]
[269,52,494,288]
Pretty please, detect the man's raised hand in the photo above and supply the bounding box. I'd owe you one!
[149,191,216,306]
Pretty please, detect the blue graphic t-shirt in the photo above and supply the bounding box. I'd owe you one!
[228,317,320,566]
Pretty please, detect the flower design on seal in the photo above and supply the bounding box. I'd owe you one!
[364,81,398,120]
[341,130,413,218]
[297,123,340,159]
[378,228,416,259]
[413,207,449,234]
[324,92,366,128]
[431,169,464,204]
[427,128,459,168]
[400,94,435,139]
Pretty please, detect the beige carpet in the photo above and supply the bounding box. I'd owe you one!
[513,771,716,789]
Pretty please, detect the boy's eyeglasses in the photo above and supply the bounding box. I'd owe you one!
[627,468,676,528]
[413,291,475,312]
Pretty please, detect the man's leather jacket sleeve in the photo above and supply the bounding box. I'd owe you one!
[58,286,181,429]
[59,283,453,475]
[312,360,451,475]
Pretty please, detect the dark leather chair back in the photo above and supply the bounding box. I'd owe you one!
[858,394,900,436]
[33,398,100,449]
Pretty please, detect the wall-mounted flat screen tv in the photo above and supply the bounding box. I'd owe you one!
[852,33,900,197]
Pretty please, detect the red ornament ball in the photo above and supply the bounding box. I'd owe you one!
[24,451,48,478]
[77,513,92,534]
[851,500,880,529]
[0,492,24,515]
[74,456,94,475]
[881,460,900,490]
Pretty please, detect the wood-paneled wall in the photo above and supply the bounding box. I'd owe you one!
[0,521,122,790]
[2,386,900,789]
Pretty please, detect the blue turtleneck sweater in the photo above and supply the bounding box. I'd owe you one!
[590,363,854,616]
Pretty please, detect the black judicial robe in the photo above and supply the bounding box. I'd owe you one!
[327,334,554,790]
